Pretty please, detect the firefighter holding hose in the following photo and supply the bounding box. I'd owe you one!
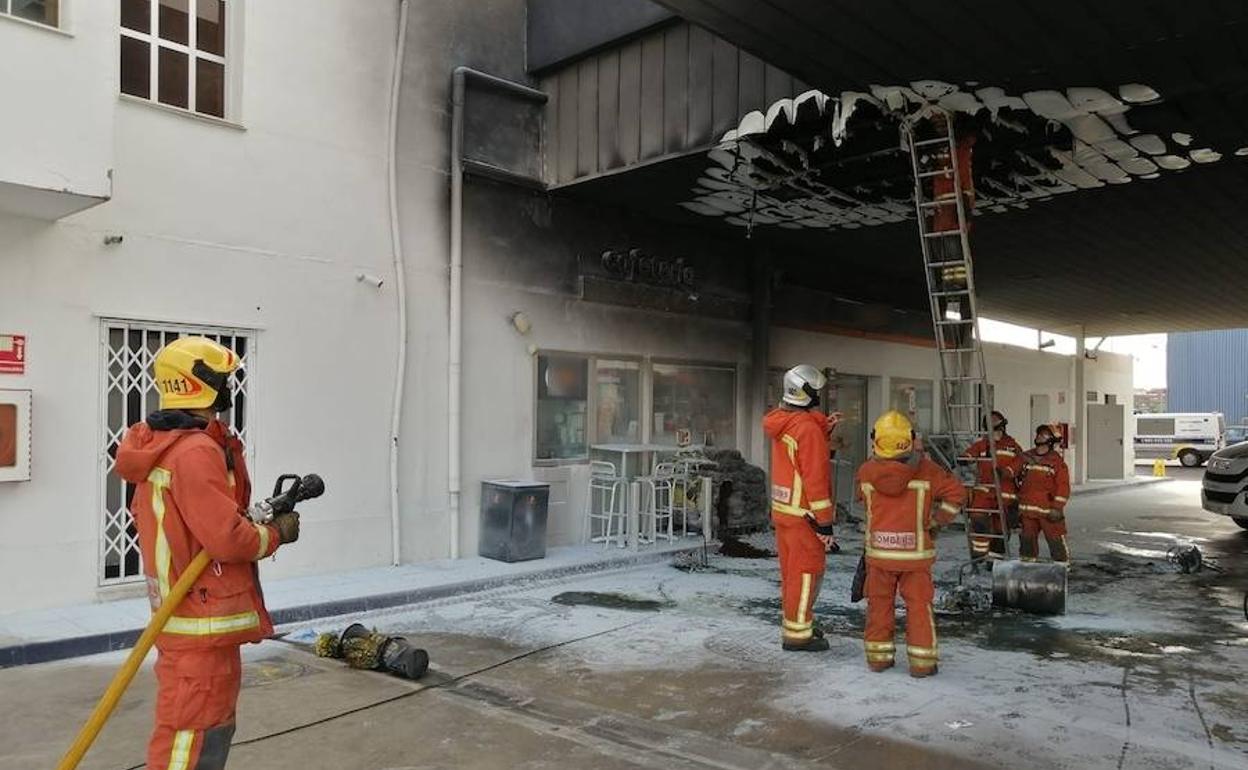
[114,337,301,770]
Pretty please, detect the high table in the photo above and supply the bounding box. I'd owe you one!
[589,443,711,549]
[590,443,670,480]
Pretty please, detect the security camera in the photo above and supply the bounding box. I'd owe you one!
[356,273,384,289]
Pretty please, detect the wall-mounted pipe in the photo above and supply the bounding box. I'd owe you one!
[449,67,546,558]
[386,0,411,567]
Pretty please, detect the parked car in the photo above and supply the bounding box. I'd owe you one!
[1135,412,1225,467]
[1200,442,1248,529]
[1225,425,1248,445]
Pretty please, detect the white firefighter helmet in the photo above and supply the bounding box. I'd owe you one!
[781,364,826,408]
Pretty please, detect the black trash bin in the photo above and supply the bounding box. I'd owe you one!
[478,480,550,562]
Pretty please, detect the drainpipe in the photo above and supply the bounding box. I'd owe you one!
[449,67,546,558]
[386,0,410,566]
[1074,327,1087,484]
[749,252,771,467]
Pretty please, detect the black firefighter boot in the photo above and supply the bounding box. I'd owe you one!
[783,636,831,652]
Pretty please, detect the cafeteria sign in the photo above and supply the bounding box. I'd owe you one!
[0,335,26,375]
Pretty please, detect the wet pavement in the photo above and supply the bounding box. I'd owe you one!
[4,479,1246,769]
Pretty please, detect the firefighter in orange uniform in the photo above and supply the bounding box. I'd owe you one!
[857,411,965,677]
[115,338,301,770]
[963,410,1023,561]
[1017,424,1072,562]
[927,114,977,347]
[763,364,840,652]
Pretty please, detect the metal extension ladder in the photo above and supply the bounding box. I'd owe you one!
[901,109,1012,568]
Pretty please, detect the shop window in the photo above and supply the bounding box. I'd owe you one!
[595,359,641,445]
[890,378,934,437]
[100,320,254,585]
[121,0,231,119]
[652,363,737,448]
[1,0,59,27]
[535,354,589,461]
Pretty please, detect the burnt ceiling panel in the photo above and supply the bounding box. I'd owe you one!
[610,0,1248,335]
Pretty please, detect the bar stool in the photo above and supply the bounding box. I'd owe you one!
[648,461,678,541]
[585,461,626,547]
[673,455,716,537]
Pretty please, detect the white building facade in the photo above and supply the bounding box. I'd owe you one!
[0,1,1133,615]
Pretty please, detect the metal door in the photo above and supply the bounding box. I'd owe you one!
[1030,394,1051,433]
[830,374,869,513]
[1088,404,1125,479]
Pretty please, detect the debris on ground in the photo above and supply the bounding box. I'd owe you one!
[671,551,711,572]
[550,591,669,611]
[935,582,992,614]
[313,623,430,680]
[1166,544,1223,574]
[718,536,775,559]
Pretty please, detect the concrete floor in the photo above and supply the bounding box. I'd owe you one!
[7,479,1247,770]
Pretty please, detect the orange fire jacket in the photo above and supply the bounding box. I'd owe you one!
[116,415,280,651]
[964,434,1024,504]
[856,455,966,571]
[1017,449,1071,517]
[932,135,976,232]
[763,408,834,527]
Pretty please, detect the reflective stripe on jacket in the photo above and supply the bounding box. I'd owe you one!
[856,456,966,570]
[963,435,1023,504]
[763,408,834,526]
[116,417,279,651]
[1016,449,1071,516]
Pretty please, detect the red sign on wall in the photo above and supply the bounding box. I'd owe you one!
[0,335,26,375]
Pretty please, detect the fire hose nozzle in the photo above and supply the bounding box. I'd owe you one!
[247,473,325,523]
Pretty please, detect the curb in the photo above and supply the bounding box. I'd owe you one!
[0,545,699,668]
[1074,477,1174,498]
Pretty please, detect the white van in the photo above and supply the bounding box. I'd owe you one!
[1134,412,1225,467]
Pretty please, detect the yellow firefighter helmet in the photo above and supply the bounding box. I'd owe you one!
[152,337,240,412]
[871,410,915,459]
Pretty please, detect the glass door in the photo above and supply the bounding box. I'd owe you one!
[829,374,869,515]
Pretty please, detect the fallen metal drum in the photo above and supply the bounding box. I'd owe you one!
[991,559,1068,615]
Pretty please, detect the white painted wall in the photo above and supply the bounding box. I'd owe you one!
[0,4,114,211]
[389,0,538,563]
[0,1,400,612]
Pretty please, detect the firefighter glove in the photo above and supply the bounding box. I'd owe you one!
[807,516,836,537]
[1045,508,1065,523]
[273,511,301,544]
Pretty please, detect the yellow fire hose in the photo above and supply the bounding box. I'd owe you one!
[56,549,212,770]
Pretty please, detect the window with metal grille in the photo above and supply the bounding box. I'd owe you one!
[100,320,255,585]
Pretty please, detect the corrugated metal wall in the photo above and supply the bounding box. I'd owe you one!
[539,21,808,185]
[1167,329,1248,424]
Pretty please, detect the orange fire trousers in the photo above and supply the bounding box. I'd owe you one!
[774,515,826,643]
[864,564,937,673]
[1020,515,1069,562]
[147,647,242,770]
